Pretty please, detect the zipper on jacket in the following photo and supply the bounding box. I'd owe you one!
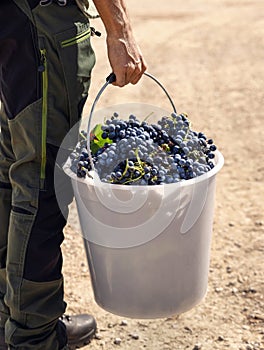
[60,28,91,48]
[39,43,48,189]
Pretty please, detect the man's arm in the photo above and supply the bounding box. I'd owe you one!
[92,0,147,87]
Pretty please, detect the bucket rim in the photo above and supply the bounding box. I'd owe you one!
[64,150,224,190]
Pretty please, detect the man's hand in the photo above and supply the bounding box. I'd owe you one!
[106,34,147,87]
[92,0,147,87]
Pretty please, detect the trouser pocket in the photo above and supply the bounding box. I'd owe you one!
[8,99,43,210]
[31,3,96,149]
[54,22,96,128]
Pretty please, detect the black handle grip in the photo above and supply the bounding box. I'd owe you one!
[106,72,116,84]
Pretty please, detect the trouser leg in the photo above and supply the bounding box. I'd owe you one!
[0,3,68,349]
[0,1,95,348]
[5,144,72,350]
[0,105,14,328]
[0,185,12,329]
[0,38,69,350]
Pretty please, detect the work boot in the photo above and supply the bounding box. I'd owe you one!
[0,314,96,350]
[59,314,97,349]
[0,328,7,350]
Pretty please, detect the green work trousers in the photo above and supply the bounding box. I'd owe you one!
[0,1,96,348]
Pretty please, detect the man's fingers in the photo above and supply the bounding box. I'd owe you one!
[130,58,147,84]
[124,62,141,84]
[111,67,126,87]
[111,57,147,87]
[124,58,146,85]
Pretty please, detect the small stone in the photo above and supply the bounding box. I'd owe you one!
[249,312,264,321]
[227,281,235,287]
[246,345,253,350]
[99,328,107,332]
[237,275,244,283]
[217,335,225,341]
[95,333,103,340]
[114,337,122,345]
[138,322,148,328]
[130,333,139,340]
[226,266,232,273]
[184,326,193,334]
[228,222,235,227]
[215,287,223,293]
[193,344,202,350]
[108,323,114,328]
[232,287,238,294]
[242,325,250,330]
[120,320,128,326]
[243,287,257,294]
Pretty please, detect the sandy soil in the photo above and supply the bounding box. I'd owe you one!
[62,1,264,349]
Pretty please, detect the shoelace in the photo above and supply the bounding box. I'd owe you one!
[60,314,72,322]
[40,0,67,6]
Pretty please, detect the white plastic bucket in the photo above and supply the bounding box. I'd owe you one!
[64,149,224,318]
[63,73,224,318]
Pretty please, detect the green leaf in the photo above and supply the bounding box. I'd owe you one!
[90,124,112,153]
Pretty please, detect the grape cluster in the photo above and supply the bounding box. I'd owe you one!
[69,112,217,185]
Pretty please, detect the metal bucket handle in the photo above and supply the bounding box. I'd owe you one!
[86,72,177,170]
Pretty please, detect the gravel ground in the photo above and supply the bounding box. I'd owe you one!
[61,1,264,349]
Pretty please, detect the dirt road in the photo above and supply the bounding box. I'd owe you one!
[62,1,264,349]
